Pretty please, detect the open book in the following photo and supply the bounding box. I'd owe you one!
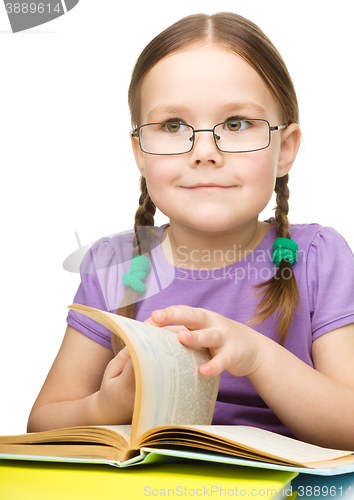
[1,304,354,473]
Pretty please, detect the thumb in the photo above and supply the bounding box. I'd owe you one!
[104,347,131,380]
[119,346,131,359]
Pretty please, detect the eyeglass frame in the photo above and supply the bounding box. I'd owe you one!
[130,118,287,155]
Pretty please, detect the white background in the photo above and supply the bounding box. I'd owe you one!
[0,1,353,434]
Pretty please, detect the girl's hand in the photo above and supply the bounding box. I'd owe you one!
[151,306,265,378]
[95,346,135,424]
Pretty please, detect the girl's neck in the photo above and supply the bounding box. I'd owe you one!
[161,219,271,270]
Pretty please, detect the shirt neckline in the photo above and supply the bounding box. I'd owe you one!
[153,220,277,279]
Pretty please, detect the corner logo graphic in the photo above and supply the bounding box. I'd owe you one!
[4,0,79,33]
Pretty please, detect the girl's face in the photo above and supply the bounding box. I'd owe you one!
[132,43,296,235]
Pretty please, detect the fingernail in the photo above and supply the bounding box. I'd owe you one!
[183,331,191,340]
[154,310,165,321]
[203,365,211,375]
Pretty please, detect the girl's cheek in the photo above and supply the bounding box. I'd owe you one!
[144,157,181,184]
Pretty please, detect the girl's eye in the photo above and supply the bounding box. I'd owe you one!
[163,121,188,133]
[224,120,250,132]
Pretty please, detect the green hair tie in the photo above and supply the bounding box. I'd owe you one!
[123,254,151,293]
[272,237,298,266]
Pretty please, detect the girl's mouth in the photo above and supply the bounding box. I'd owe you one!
[183,184,235,191]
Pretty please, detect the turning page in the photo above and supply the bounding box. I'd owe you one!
[69,305,220,443]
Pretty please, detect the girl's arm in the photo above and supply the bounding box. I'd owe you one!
[27,325,135,432]
[150,306,354,450]
[248,323,354,449]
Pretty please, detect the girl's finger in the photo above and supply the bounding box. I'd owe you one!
[151,305,211,330]
[199,351,232,377]
[144,317,156,325]
[162,325,189,333]
[120,346,131,359]
[177,327,223,348]
[118,358,135,387]
[104,347,131,379]
[144,316,188,333]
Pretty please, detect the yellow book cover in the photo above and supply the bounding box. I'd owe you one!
[0,459,297,500]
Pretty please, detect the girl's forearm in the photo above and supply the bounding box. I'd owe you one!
[27,392,131,433]
[248,335,354,450]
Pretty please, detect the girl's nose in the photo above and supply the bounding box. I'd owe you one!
[189,130,224,166]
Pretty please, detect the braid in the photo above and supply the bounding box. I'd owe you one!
[133,177,156,256]
[252,174,300,345]
[274,175,291,239]
[112,177,156,353]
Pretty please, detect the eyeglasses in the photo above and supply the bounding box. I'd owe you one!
[131,119,287,155]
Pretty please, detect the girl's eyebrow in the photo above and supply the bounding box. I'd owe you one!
[147,105,189,121]
[222,102,267,116]
[146,101,266,122]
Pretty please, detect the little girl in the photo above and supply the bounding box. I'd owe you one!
[27,12,354,450]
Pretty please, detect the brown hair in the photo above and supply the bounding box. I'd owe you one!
[113,12,299,352]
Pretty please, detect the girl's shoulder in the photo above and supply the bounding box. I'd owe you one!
[289,221,349,247]
[81,225,166,273]
[288,221,353,263]
[290,223,354,341]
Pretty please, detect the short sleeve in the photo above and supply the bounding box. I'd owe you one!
[307,227,354,340]
[66,237,117,349]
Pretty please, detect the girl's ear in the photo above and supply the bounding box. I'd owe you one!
[276,123,301,178]
[131,133,146,177]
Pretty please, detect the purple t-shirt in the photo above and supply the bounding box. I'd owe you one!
[67,220,354,437]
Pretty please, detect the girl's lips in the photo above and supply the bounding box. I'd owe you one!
[183,184,236,191]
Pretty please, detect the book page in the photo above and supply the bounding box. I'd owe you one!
[157,425,353,466]
[68,305,220,446]
[100,425,131,443]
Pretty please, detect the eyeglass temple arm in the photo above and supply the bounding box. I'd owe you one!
[131,131,139,137]
[270,125,287,131]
